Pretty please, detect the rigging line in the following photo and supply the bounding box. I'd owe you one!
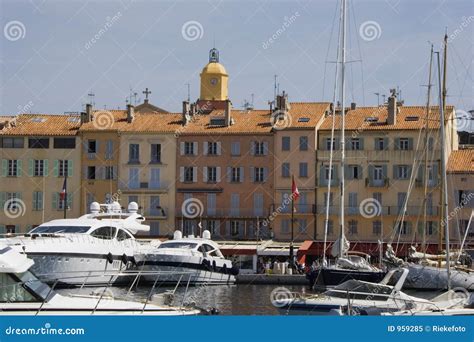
[323,0,343,265]
[347,1,356,104]
[350,0,365,106]
[322,1,341,101]
[450,43,473,110]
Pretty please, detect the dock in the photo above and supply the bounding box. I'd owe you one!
[236,274,308,285]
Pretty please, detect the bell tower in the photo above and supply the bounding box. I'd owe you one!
[199,48,229,102]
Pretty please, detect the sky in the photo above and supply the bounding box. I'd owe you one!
[0,0,473,131]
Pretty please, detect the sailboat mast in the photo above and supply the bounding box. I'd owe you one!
[422,45,434,258]
[338,0,347,258]
[436,51,451,290]
[442,31,448,113]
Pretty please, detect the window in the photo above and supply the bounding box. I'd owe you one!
[87,166,96,180]
[398,221,410,235]
[299,136,308,151]
[91,226,116,240]
[7,160,18,177]
[34,160,44,177]
[253,192,264,217]
[231,221,240,236]
[207,194,216,216]
[349,220,358,235]
[184,167,194,182]
[184,142,194,155]
[254,141,265,155]
[129,144,140,163]
[28,137,49,149]
[207,142,218,155]
[427,221,435,235]
[117,229,132,241]
[32,191,43,211]
[149,196,161,216]
[373,221,382,235]
[129,168,139,189]
[375,138,386,151]
[350,138,360,150]
[325,165,335,180]
[207,167,217,182]
[87,140,97,154]
[282,136,290,151]
[54,137,75,149]
[349,165,361,179]
[149,168,160,188]
[55,193,72,211]
[105,166,114,180]
[373,192,382,206]
[282,163,290,178]
[299,162,308,177]
[207,220,219,235]
[399,138,410,150]
[326,138,336,150]
[231,141,240,156]
[373,166,383,181]
[254,167,264,182]
[151,144,161,163]
[58,160,69,177]
[1,137,24,148]
[396,165,409,179]
[231,167,241,182]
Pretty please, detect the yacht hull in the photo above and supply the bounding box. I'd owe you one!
[311,268,387,287]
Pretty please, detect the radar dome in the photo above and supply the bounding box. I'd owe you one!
[173,230,183,240]
[90,202,100,213]
[202,230,211,240]
[128,202,139,213]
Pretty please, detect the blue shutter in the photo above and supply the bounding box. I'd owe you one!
[0,192,6,208]
[16,160,22,177]
[408,138,414,150]
[319,166,327,186]
[383,138,389,150]
[393,165,399,180]
[394,138,400,150]
[1,159,7,177]
[368,165,374,186]
[28,159,34,177]
[359,138,364,150]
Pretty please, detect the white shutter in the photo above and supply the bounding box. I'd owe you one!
[179,167,184,182]
[203,167,208,182]
[203,142,208,155]
[216,167,221,182]
[180,142,185,155]
[193,142,198,155]
[192,167,197,182]
[217,142,222,155]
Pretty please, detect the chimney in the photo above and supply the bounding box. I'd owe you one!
[81,103,93,124]
[182,101,190,126]
[225,99,232,126]
[350,102,356,110]
[127,104,135,123]
[275,91,290,114]
[387,88,397,125]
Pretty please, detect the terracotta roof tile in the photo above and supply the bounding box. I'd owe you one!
[319,105,455,131]
[447,149,474,173]
[0,114,81,136]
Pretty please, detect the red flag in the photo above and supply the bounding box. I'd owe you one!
[59,177,67,201]
[291,176,300,201]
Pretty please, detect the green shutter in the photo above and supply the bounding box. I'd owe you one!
[407,165,412,178]
[358,166,363,179]
[368,165,374,186]
[44,159,49,177]
[394,138,400,150]
[29,159,34,177]
[53,160,59,177]
[393,165,398,180]
[68,160,73,177]
[382,165,388,180]
[432,164,439,186]
[359,138,364,150]
[38,191,43,210]
[67,193,73,209]
[32,191,37,210]
[1,159,7,177]
[346,165,353,180]
[383,138,389,150]
[0,192,6,208]
[52,193,58,210]
[0,225,5,234]
[16,160,22,177]
[332,166,338,186]
[319,166,327,186]
[408,138,414,150]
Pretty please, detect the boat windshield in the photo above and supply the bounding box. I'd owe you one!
[158,242,198,249]
[29,226,91,234]
[325,280,392,300]
[0,271,52,302]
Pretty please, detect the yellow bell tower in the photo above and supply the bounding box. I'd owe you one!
[200,48,228,101]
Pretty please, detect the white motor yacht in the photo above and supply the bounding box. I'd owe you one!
[0,245,201,315]
[137,230,238,285]
[1,201,154,286]
[276,268,445,315]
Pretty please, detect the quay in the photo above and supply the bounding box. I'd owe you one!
[236,274,307,285]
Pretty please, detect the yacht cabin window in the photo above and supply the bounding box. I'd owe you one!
[158,242,198,249]
[90,226,117,240]
[116,229,132,241]
[30,226,90,234]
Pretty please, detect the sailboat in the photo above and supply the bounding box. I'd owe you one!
[384,35,474,291]
[307,0,386,289]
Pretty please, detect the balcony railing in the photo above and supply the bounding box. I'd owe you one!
[314,205,439,216]
[177,208,271,218]
[270,204,315,214]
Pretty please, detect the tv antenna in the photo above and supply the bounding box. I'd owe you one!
[87,92,95,106]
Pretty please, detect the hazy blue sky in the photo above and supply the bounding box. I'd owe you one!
[0,0,473,129]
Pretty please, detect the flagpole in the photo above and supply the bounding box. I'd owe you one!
[63,172,67,219]
[290,175,295,269]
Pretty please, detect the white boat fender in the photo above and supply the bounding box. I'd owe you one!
[107,252,114,264]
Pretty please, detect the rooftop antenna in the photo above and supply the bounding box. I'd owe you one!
[374,92,380,106]
[382,94,386,104]
[87,92,95,106]
[273,75,278,101]
[251,93,254,107]
[185,83,190,102]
